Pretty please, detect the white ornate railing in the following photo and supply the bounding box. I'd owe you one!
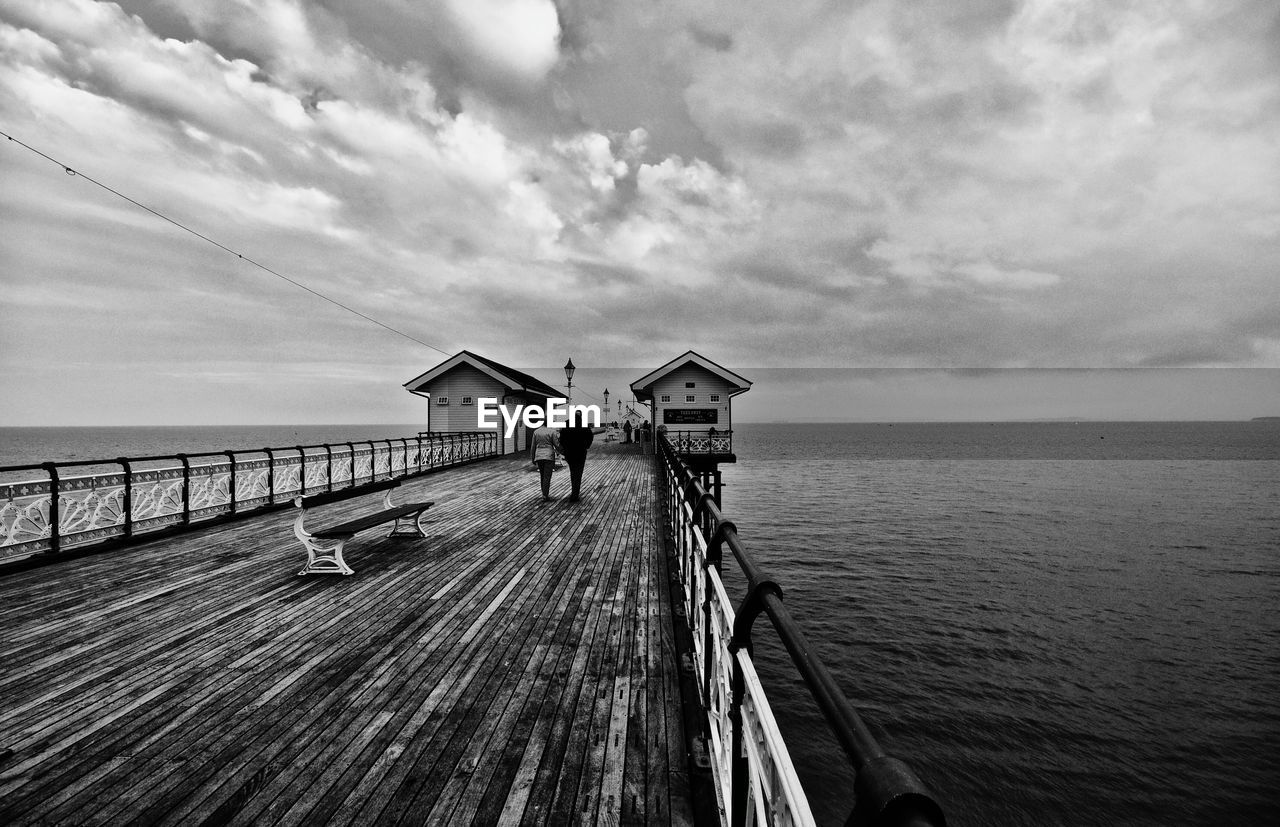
[0,432,499,564]
[667,429,734,454]
[661,446,816,827]
[656,436,946,827]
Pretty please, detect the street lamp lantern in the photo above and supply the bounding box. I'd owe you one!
[564,358,575,405]
[603,388,610,424]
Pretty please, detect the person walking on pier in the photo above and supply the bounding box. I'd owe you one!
[529,424,561,501]
[623,420,632,444]
[559,411,594,502]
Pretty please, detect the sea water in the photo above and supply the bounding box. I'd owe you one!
[719,422,1280,825]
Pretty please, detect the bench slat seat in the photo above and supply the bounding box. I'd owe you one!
[293,481,433,575]
[313,502,434,539]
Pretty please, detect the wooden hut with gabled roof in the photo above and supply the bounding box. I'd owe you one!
[404,350,562,453]
[630,350,751,503]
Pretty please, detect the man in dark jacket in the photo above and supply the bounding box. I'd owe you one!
[559,411,595,502]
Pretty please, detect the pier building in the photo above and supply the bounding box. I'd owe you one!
[403,350,562,453]
[631,350,750,504]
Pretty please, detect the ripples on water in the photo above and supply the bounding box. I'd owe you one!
[719,424,1280,825]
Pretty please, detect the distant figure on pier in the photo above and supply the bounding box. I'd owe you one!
[559,411,595,502]
[529,424,561,501]
[623,420,633,444]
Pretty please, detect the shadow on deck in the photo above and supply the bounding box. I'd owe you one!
[0,443,695,826]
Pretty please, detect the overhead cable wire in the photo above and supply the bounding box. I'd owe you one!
[2,128,452,357]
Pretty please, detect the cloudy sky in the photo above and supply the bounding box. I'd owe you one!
[2,0,1278,425]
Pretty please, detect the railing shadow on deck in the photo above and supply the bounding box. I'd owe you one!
[0,431,501,570]
[656,435,947,827]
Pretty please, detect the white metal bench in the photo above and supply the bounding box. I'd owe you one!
[292,479,433,575]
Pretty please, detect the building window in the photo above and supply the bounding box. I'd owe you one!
[685,395,696,403]
[660,394,670,403]
[460,396,474,406]
[435,396,449,406]
[685,382,696,388]
[710,394,721,403]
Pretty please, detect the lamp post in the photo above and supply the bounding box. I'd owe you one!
[564,358,575,406]
[603,388,610,426]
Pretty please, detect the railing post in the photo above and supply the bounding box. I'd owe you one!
[42,462,60,555]
[726,577,785,827]
[296,446,306,495]
[178,454,191,525]
[685,478,715,541]
[118,458,133,538]
[225,451,237,514]
[729,652,749,827]
[264,448,275,505]
[324,444,333,491]
[704,520,735,705]
[345,441,356,486]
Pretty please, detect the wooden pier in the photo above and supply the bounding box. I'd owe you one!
[0,443,697,825]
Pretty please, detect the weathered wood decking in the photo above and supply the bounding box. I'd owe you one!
[0,442,696,825]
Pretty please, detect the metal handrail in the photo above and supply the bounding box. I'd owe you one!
[0,431,501,565]
[656,435,946,827]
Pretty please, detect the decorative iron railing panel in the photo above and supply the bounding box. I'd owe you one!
[0,487,52,553]
[132,465,188,533]
[302,451,330,491]
[235,458,272,511]
[189,463,233,520]
[656,435,946,827]
[330,447,353,487]
[0,432,500,564]
[667,429,733,454]
[273,458,303,500]
[57,472,128,549]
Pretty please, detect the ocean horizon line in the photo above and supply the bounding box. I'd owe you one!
[3,416,1279,429]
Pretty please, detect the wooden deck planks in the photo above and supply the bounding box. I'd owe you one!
[0,444,698,826]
